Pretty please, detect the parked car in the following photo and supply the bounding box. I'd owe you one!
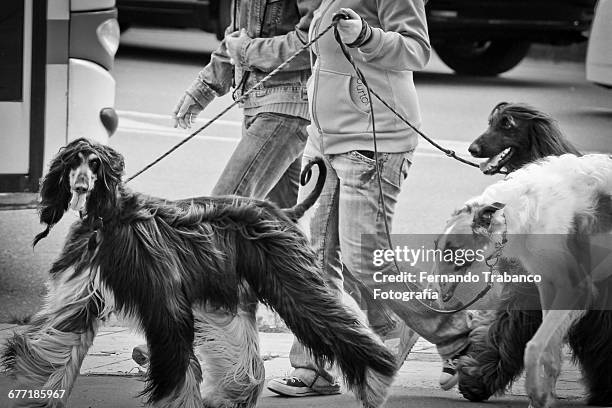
[586,0,612,88]
[117,0,596,76]
[0,0,119,192]
[426,0,596,76]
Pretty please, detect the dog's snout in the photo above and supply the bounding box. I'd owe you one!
[73,172,91,193]
[74,185,88,194]
[469,142,482,157]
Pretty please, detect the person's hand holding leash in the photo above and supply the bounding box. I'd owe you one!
[333,8,372,48]
[173,29,252,129]
[173,93,206,129]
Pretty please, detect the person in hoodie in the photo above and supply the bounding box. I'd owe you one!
[267,1,471,397]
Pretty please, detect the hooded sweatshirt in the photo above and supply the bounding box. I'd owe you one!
[307,0,430,154]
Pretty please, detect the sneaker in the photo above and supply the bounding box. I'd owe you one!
[439,357,459,391]
[267,377,341,397]
[132,344,149,367]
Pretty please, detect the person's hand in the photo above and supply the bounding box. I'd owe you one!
[173,93,205,129]
[225,28,250,66]
[334,8,364,45]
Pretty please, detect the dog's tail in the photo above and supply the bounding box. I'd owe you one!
[238,221,396,407]
[284,157,326,222]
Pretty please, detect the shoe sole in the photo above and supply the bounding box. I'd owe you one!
[268,387,322,398]
[267,383,341,397]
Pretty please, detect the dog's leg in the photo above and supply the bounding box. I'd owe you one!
[524,309,583,408]
[568,310,612,406]
[194,291,264,408]
[148,351,203,408]
[519,236,592,408]
[458,281,542,402]
[141,303,203,408]
[1,268,105,407]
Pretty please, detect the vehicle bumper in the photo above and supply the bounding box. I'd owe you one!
[68,59,117,142]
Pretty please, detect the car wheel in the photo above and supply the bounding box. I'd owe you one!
[434,40,531,76]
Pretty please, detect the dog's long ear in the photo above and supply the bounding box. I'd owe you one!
[95,143,125,191]
[473,202,505,229]
[33,144,78,247]
[528,114,580,159]
[489,102,509,121]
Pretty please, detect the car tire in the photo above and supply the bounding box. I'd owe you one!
[434,40,531,76]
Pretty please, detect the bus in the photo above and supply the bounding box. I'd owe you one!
[0,0,120,193]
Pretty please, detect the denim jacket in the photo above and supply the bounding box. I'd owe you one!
[187,0,321,118]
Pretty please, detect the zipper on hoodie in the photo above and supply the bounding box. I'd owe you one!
[310,0,337,139]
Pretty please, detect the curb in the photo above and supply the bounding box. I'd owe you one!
[0,193,38,210]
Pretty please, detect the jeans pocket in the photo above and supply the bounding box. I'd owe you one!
[400,152,414,183]
[350,150,383,165]
[382,151,413,189]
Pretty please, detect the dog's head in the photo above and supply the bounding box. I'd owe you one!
[469,102,577,175]
[34,138,124,246]
[434,202,506,301]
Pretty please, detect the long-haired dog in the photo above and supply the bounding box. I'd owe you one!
[469,102,581,175]
[435,153,612,408]
[457,103,589,403]
[1,138,397,408]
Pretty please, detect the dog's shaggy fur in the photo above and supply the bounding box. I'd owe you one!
[1,138,397,408]
[457,103,591,403]
[436,153,612,408]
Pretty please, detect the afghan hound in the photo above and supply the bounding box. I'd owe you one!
[434,153,612,408]
[457,103,592,403]
[469,102,581,175]
[0,138,397,408]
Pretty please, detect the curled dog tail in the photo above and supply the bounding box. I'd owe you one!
[238,219,396,407]
[284,157,326,222]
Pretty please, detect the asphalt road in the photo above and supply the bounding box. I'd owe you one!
[1,27,611,321]
[0,376,590,408]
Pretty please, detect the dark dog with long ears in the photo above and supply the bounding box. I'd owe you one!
[2,138,397,408]
[469,102,580,175]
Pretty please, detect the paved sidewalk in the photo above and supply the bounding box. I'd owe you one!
[0,323,585,401]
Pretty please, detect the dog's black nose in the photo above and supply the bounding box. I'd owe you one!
[468,142,481,157]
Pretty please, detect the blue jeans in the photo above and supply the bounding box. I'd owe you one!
[212,112,309,207]
[290,137,470,386]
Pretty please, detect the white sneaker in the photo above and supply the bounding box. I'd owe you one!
[267,376,341,397]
